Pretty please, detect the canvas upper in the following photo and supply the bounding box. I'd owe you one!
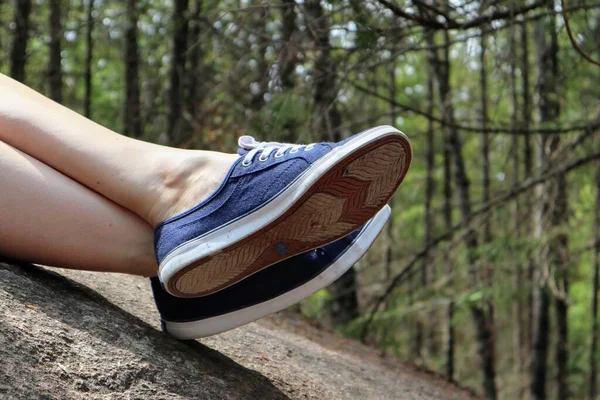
[154,136,349,265]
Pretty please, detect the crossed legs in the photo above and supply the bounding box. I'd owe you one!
[0,141,157,276]
[0,73,238,227]
[0,72,237,276]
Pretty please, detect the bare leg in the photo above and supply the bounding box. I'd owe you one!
[0,140,157,276]
[0,73,238,227]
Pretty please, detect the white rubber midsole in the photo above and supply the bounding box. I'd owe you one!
[158,125,408,290]
[163,205,391,339]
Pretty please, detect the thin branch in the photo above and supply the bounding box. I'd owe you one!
[456,0,546,29]
[361,150,600,342]
[374,0,445,28]
[374,0,547,30]
[560,0,600,67]
[351,82,600,135]
[412,0,453,21]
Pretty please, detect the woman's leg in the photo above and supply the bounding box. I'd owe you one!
[0,73,238,227]
[0,140,157,276]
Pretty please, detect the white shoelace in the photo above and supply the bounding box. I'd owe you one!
[238,136,315,166]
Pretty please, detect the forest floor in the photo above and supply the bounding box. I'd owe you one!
[1,261,479,399]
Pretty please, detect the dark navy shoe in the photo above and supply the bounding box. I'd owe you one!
[155,126,411,298]
[151,206,390,339]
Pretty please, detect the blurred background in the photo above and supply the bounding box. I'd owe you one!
[1,0,600,398]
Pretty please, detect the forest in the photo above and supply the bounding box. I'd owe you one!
[1,0,599,399]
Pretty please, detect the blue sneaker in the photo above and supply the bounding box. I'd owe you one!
[151,206,390,339]
[156,125,411,297]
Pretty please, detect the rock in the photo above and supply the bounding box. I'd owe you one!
[0,261,479,400]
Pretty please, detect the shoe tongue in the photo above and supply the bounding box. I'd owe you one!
[238,135,258,149]
[236,135,253,155]
[237,135,260,155]
[237,135,303,155]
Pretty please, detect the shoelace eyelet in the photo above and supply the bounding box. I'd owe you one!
[242,159,252,167]
[305,144,315,151]
[274,152,285,158]
[258,154,269,162]
[289,148,299,154]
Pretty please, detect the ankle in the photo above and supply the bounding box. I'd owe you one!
[146,151,238,227]
[146,152,206,226]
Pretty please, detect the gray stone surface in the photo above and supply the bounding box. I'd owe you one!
[0,261,479,400]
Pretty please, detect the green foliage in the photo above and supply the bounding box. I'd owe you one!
[300,289,332,321]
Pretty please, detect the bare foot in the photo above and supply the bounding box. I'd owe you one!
[147,150,239,227]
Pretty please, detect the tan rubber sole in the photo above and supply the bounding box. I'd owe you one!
[168,135,412,297]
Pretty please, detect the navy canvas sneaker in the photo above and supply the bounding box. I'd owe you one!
[151,206,390,339]
[155,125,411,298]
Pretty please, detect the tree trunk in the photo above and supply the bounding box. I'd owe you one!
[446,301,455,381]
[423,66,435,286]
[186,0,206,141]
[530,277,550,400]
[48,0,63,103]
[167,0,190,146]
[590,139,600,400]
[249,3,268,112]
[530,3,564,398]
[521,19,534,383]
[439,32,453,239]
[542,6,568,393]
[509,17,526,399]
[84,0,94,119]
[480,28,491,245]
[417,42,437,362]
[432,21,497,400]
[279,0,298,91]
[426,26,455,381]
[305,0,342,142]
[440,30,454,377]
[385,60,397,283]
[554,176,569,400]
[279,0,299,141]
[305,0,357,326]
[10,0,32,83]
[522,21,533,180]
[142,37,161,135]
[123,0,142,138]
[477,26,497,400]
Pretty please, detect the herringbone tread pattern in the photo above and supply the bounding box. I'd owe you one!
[169,136,411,297]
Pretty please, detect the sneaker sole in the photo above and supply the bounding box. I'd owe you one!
[163,206,391,339]
[161,125,412,297]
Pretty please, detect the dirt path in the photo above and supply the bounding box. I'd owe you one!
[1,262,479,399]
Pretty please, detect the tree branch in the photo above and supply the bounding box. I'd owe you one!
[351,82,600,135]
[560,0,600,67]
[374,0,446,29]
[374,0,547,30]
[361,150,600,342]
